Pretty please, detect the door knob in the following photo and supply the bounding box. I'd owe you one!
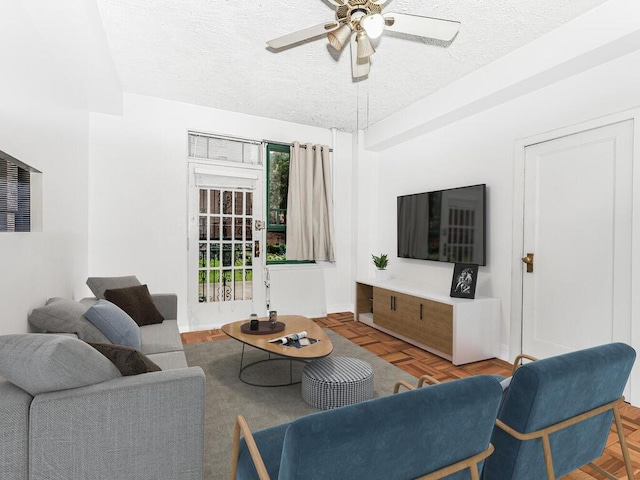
[521,253,534,273]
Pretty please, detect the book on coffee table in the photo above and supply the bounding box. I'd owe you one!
[268,331,320,349]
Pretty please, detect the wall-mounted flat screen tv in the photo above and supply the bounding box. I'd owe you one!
[397,184,486,266]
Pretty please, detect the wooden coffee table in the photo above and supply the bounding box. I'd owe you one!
[221,315,333,386]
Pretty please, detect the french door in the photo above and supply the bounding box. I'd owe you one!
[187,163,265,329]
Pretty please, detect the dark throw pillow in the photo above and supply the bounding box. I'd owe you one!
[89,343,161,376]
[104,284,164,327]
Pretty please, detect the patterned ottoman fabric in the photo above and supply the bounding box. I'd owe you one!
[302,356,374,410]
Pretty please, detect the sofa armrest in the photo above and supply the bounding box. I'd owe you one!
[152,293,177,320]
[29,367,205,480]
[0,381,32,480]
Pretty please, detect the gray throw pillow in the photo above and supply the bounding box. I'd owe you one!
[28,298,110,343]
[86,275,142,300]
[89,343,162,376]
[84,300,142,349]
[0,334,121,396]
[104,285,164,326]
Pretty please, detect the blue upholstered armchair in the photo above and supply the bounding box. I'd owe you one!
[483,342,636,480]
[231,375,503,480]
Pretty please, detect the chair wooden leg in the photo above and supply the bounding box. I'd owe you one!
[393,380,416,393]
[541,434,556,480]
[614,404,635,480]
[231,415,271,480]
[231,416,241,480]
[417,374,441,387]
[470,464,480,480]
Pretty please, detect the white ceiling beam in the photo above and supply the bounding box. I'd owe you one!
[364,0,640,152]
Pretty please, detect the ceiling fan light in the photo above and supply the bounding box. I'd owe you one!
[361,14,385,39]
[356,30,375,59]
[327,23,352,51]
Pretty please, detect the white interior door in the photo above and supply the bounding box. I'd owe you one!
[187,163,265,330]
[521,120,633,358]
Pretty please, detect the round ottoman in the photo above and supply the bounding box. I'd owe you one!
[302,356,374,410]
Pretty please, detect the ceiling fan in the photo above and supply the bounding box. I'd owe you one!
[266,0,461,79]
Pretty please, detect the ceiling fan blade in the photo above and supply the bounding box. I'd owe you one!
[267,22,340,49]
[384,12,460,41]
[350,34,370,79]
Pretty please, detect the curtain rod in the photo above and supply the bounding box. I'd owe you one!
[263,140,333,153]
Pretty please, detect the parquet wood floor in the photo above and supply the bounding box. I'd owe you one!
[181,312,640,479]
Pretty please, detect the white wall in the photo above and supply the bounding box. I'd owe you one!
[0,2,92,335]
[89,94,353,331]
[359,19,640,359]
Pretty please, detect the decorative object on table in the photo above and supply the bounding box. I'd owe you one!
[269,310,278,328]
[372,253,390,281]
[450,263,479,299]
[240,320,285,335]
[249,313,259,331]
[268,331,318,348]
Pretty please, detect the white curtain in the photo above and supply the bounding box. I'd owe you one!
[286,141,334,261]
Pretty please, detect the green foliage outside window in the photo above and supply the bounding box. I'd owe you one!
[265,143,312,265]
[266,143,289,263]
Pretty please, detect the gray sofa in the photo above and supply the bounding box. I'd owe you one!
[0,290,205,480]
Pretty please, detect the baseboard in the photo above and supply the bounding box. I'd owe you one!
[326,303,354,315]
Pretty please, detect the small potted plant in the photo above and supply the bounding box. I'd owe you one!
[372,253,390,281]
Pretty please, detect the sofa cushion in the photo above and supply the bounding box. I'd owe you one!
[0,334,121,396]
[84,300,142,349]
[104,285,164,327]
[87,275,142,300]
[89,343,161,376]
[139,320,184,356]
[28,297,111,343]
[147,350,188,370]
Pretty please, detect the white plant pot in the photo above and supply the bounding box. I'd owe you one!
[375,269,390,281]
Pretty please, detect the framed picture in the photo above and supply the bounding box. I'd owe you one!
[450,263,479,299]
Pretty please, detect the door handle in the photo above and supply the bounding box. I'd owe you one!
[522,253,534,273]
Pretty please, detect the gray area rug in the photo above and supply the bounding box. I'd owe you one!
[183,329,417,480]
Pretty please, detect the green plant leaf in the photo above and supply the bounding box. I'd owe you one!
[371,253,389,269]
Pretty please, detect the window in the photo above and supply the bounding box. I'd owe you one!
[0,151,36,232]
[188,132,261,165]
[265,143,314,265]
[266,143,289,263]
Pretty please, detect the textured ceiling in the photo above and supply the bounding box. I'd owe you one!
[94,0,608,133]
